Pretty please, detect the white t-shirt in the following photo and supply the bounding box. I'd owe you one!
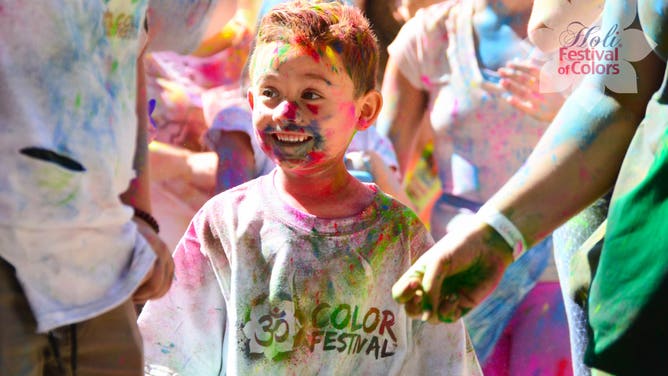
[0,0,221,332]
[139,171,482,375]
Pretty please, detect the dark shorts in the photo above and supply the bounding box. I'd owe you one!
[0,257,143,376]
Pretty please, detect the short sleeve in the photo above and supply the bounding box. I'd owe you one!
[410,215,435,265]
[138,211,226,376]
[387,2,454,91]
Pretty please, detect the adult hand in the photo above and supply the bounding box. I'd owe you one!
[496,59,566,123]
[132,217,175,304]
[392,218,513,323]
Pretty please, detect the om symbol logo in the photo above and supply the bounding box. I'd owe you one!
[243,301,298,358]
[254,307,291,347]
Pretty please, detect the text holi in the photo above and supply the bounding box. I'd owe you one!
[246,303,398,359]
[558,22,621,75]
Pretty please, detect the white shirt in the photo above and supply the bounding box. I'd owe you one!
[0,0,221,332]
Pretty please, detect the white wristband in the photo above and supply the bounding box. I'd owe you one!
[476,206,528,260]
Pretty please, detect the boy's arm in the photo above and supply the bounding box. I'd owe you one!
[138,214,226,375]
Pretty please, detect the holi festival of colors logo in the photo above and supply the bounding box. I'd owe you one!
[535,3,655,95]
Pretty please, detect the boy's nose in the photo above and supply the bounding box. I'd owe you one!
[272,101,302,124]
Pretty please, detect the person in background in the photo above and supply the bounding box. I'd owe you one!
[393,0,667,374]
[137,2,481,374]
[0,1,225,374]
[145,0,259,251]
[378,0,571,374]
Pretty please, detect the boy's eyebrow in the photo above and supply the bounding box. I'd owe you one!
[255,72,335,87]
[303,73,333,86]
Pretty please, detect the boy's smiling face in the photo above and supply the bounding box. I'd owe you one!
[248,41,378,176]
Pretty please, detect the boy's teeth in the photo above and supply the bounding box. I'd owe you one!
[276,134,309,143]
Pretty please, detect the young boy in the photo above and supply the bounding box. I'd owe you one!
[138,1,482,374]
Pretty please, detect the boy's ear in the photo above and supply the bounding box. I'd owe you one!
[356,90,383,131]
[247,89,254,110]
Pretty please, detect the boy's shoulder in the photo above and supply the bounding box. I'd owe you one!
[200,174,268,214]
[371,185,427,230]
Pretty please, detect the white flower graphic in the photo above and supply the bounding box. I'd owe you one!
[531,0,655,95]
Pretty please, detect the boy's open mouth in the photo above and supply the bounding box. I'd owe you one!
[272,133,314,145]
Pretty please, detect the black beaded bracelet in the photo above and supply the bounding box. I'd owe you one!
[133,207,160,234]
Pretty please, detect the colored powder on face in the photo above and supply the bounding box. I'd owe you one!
[337,102,356,120]
[307,151,325,163]
[276,101,298,121]
[306,104,319,115]
[272,44,292,69]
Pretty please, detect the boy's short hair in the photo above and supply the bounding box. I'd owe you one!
[250,0,379,97]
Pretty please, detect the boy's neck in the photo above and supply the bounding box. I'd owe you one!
[273,166,376,219]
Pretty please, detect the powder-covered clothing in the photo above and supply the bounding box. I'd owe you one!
[138,171,482,375]
[0,0,217,332]
[552,198,608,376]
[388,0,546,236]
[387,0,560,365]
[586,87,668,373]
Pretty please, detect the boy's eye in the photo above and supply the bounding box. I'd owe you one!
[301,90,322,100]
[261,88,278,98]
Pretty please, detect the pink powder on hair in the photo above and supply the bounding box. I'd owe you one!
[294,35,321,63]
